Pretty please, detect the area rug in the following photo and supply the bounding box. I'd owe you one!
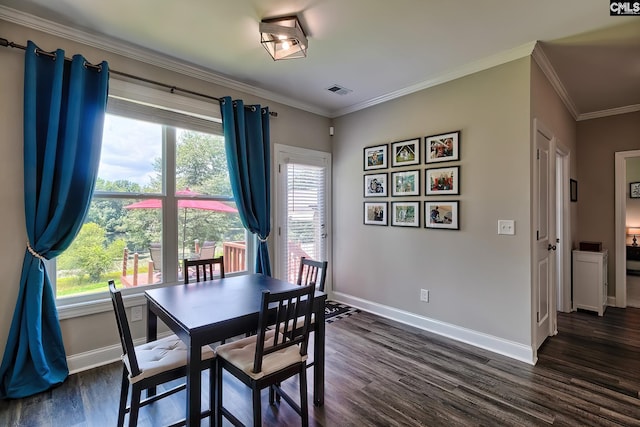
[324,301,360,323]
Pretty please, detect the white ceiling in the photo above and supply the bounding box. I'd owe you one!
[1,0,639,118]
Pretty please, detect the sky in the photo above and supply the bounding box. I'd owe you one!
[98,114,161,187]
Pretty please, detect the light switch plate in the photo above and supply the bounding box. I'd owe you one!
[498,219,515,235]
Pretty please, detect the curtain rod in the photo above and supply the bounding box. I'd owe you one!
[0,36,278,117]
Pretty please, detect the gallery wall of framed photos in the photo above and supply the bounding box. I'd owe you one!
[363,130,461,230]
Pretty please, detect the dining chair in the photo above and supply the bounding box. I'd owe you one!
[108,280,215,427]
[183,256,225,284]
[292,257,328,370]
[215,284,316,427]
[297,257,328,292]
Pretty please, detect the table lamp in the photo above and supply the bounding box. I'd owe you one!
[628,227,640,247]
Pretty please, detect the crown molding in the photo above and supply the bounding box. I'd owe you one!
[578,104,640,121]
[0,5,332,118]
[332,41,539,118]
[531,43,579,121]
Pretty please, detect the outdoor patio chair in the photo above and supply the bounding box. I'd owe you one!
[148,243,162,272]
[199,240,216,259]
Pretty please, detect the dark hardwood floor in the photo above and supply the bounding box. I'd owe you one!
[2,307,640,426]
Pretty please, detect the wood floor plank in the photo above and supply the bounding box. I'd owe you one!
[3,307,640,426]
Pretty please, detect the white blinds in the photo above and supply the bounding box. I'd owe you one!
[281,161,327,283]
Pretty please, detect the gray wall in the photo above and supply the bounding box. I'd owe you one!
[332,58,533,346]
[577,111,640,295]
[0,20,331,360]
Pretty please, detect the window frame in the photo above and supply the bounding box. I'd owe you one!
[55,79,253,317]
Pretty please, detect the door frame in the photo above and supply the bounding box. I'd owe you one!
[273,143,332,291]
[614,150,640,308]
[555,142,571,315]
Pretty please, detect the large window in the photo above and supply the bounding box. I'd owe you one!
[54,94,247,301]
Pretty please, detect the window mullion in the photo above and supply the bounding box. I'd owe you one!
[163,126,179,282]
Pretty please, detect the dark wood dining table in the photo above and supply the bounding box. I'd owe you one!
[145,273,327,427]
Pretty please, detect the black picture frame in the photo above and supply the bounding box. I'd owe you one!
[391,201,420,227]
[570,179,578,202]
[364,173,388,197]
[630,182,640,199]
[363,144,388,170]
[363,202,388,226]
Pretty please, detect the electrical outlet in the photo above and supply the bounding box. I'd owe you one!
[131,305,143,322]
[420,289,429,302]
[497,219,515,235]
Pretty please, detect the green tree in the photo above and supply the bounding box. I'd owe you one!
[57,222,126,281]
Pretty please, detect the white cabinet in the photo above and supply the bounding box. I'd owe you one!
[572,250,608,316]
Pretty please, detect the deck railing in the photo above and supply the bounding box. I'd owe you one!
[223,241,246,274]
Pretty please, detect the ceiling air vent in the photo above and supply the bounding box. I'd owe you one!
[326,84,352,96]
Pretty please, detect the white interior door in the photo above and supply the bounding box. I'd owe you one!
[274,144,331,287]
[534,120,556,350]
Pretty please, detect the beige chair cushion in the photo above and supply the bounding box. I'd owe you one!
[123,334,215,384]
[216,330,307,380]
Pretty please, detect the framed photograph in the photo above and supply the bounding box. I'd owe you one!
[391,202,420,227]
[364,173,388,197]
[630,182,640,199]
[392,170,420,196]
[570,179,578,202]
[364,144,388,170]
[426,166,460,195]
[391,138,420,167]
[425,131,460,164]
[424,201,459,230]
[364,202,388,226]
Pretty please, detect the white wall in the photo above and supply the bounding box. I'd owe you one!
[331,58,534,360]
[0,19,331,366]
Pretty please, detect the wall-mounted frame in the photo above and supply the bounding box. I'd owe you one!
[425,201,459,230]
[364,144,388,170]
[391,138,420,167]
[426,166,460,196]
[364,202,388,226]
[425,130,460,164]
[364,173,388,197]
[391,201,420,227]
[392,169,420,196]
[630,181,640,199]
[570,179,578,202]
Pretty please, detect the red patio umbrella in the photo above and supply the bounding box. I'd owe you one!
[124,188,238,258]
[124,188,238,213]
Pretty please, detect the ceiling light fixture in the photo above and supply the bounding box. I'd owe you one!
[259,15,307,61]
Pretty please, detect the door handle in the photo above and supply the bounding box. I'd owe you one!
[548,244,557,251]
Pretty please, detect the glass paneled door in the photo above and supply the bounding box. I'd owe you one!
[275,145,331,287]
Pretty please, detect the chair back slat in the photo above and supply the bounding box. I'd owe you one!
[253,284,315,373]
[108,280,141,376]
[297,257,328,292]
[183,256,225,284]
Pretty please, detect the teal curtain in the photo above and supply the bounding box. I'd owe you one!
[220,97,272,275]
[0,41,109,399]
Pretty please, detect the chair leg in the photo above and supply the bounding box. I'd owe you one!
[129,385,142,427]
[269,384,275,405]
[209,361,215,426]
[299,368,309,427]
[216,360,224,427]
[252,384,261,427]
[117,368,129,427]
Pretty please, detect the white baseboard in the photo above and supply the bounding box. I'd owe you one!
[331,292,535,365]
[66,332,173,374]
